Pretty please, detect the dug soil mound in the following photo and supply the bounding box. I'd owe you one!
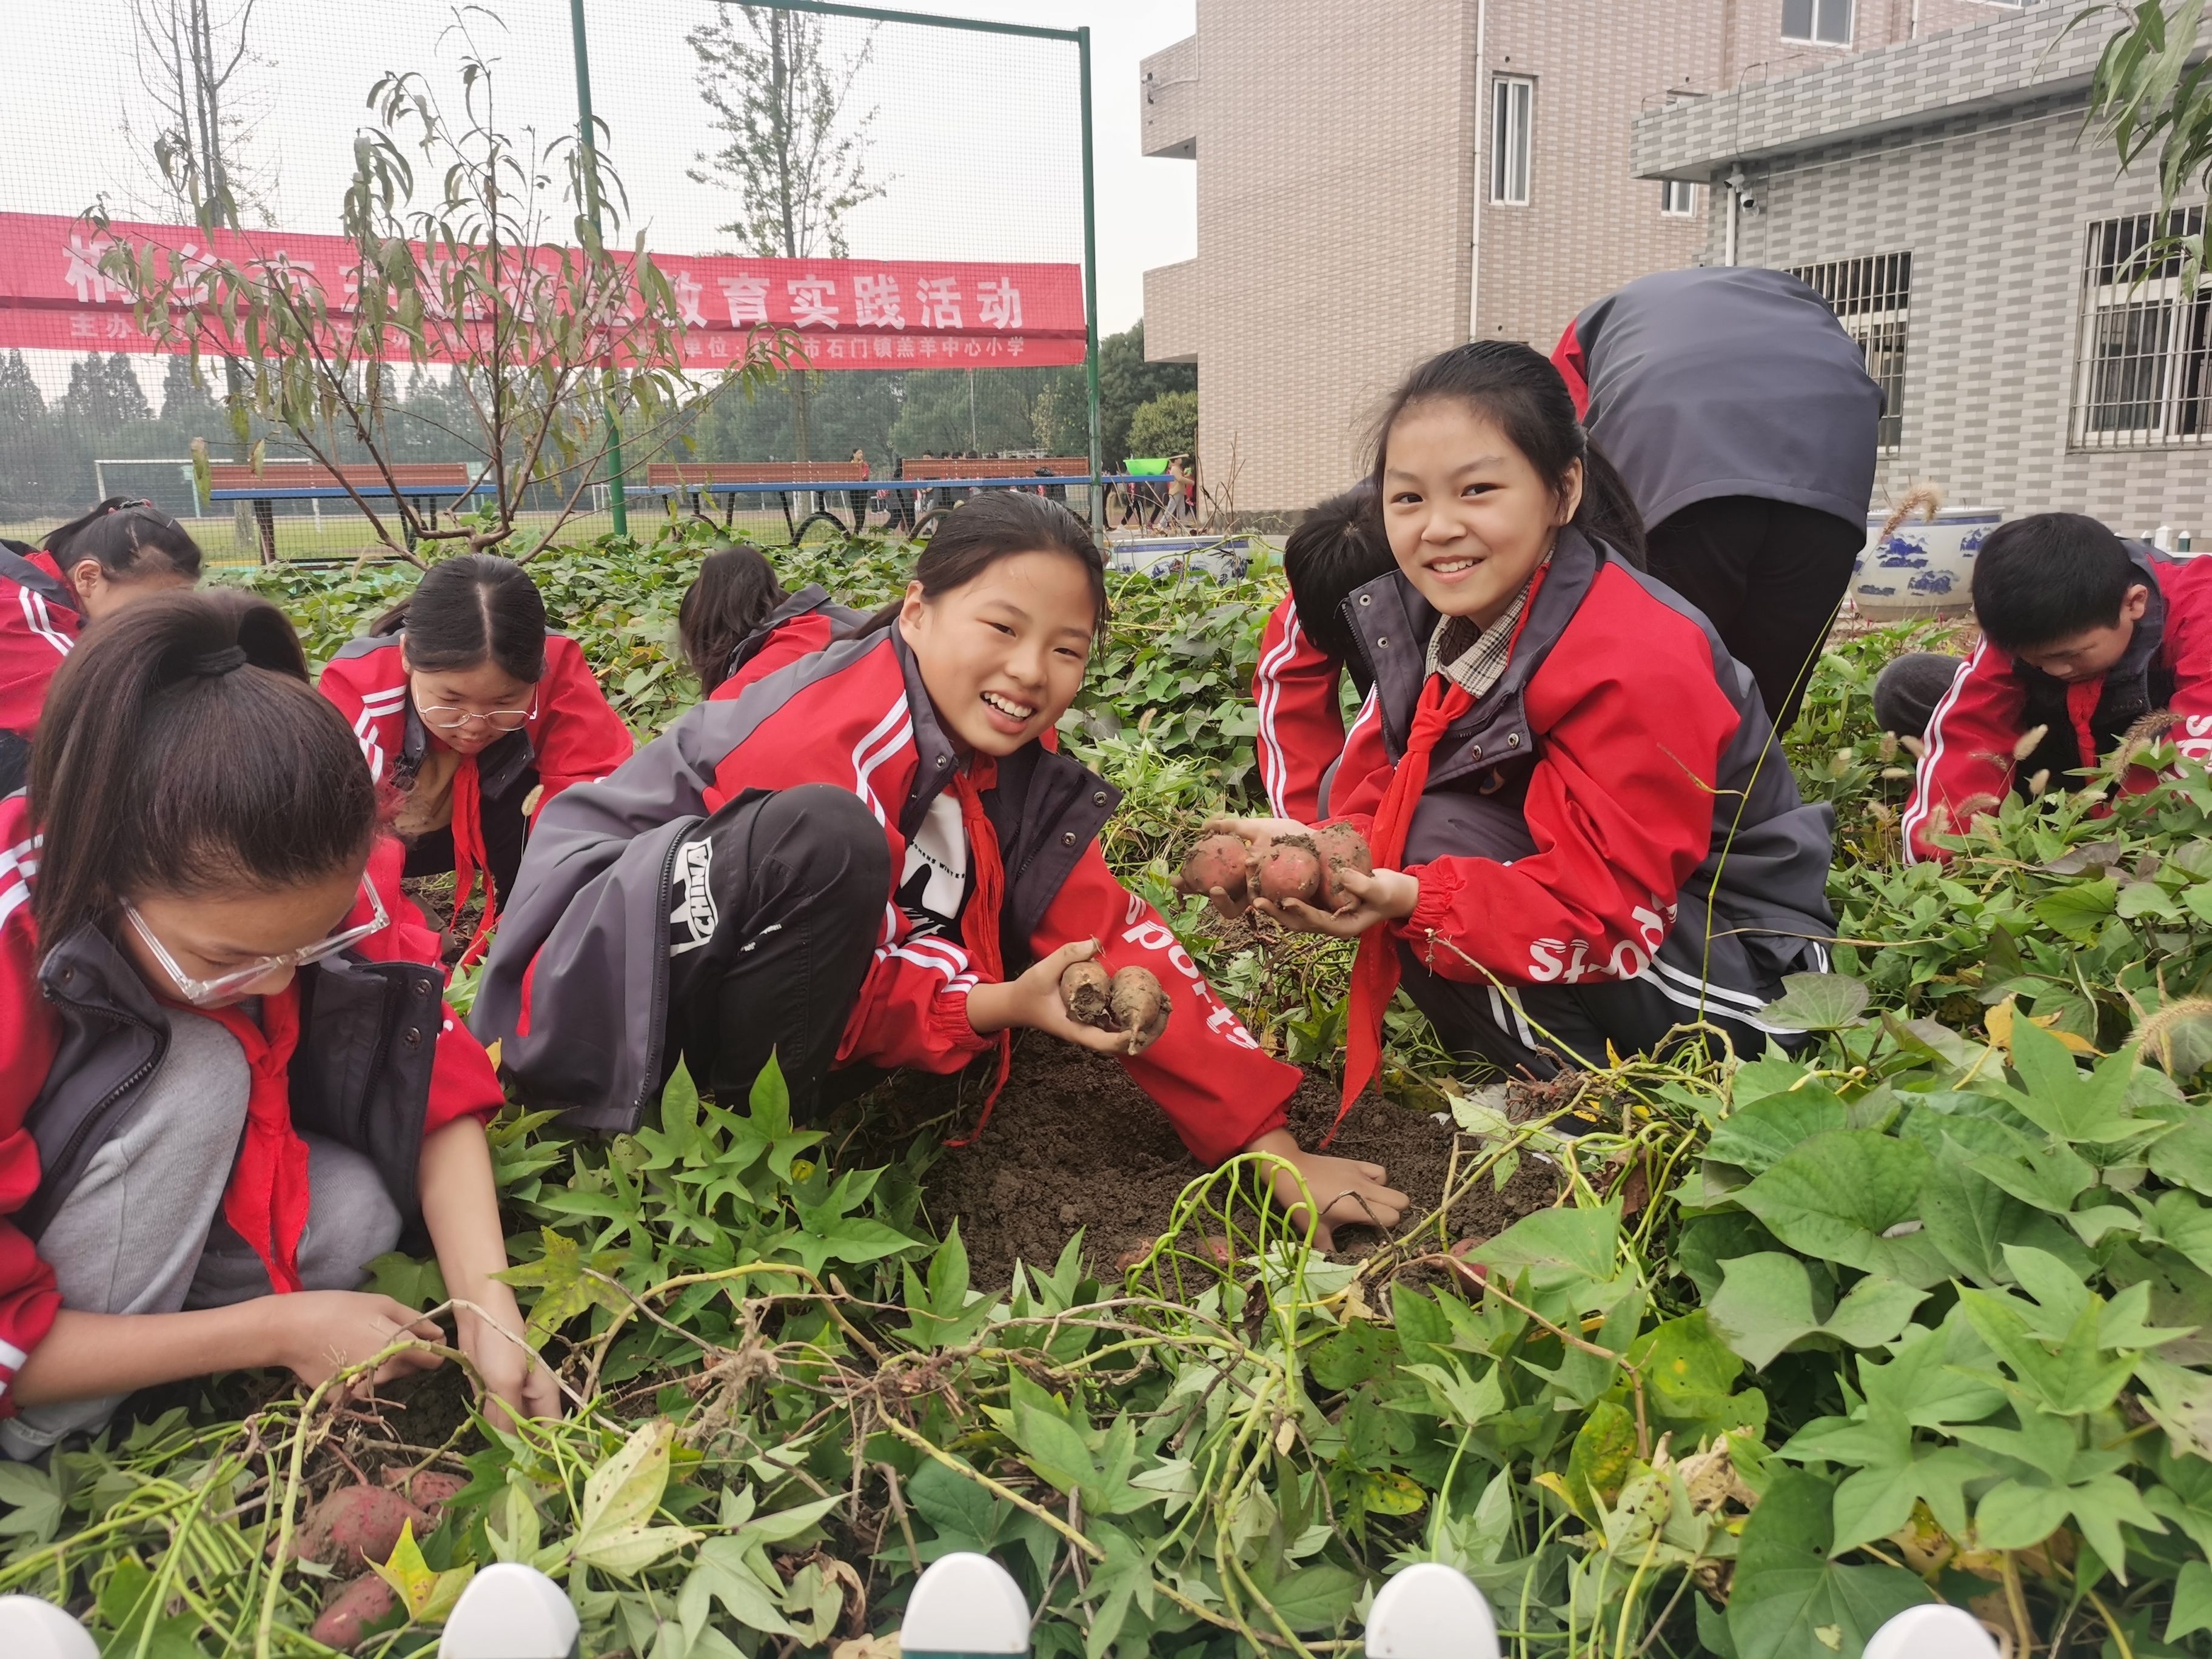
[865,1039,1561,1289]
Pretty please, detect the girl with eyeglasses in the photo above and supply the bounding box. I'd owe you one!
[318,555,632,969]
[0,590,554,1457]
[0,498,202,761]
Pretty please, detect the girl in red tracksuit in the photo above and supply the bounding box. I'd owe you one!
[0,591,552,1455]
[1213,343,1835,1116]
[476,492,1407,1247]
[1253,484,1392,822]
[677,542,862,702]
[319,554,634,967]
[0,498,201,773]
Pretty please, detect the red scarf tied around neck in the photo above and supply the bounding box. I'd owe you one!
[195,987,310,1294]
[449,752,497,971]
[1335,567,1548,1139]
[945,754,1013,1147]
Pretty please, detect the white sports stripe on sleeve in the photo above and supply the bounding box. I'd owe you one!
[1253,611,1302,815]
[1899,643,1986,865]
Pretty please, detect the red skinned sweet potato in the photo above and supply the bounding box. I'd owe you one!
[311,1573,399,1651]
[1059,959,1111,1027]
[290,1485,429,1570]
[383,1467,467,1515]
[1252,834,1322,906]
[1108,965,1171,1053]
[1315,822,1373,911]
[1176,833,1251,907]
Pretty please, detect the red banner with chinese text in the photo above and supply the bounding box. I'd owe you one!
[0,212,1086,371]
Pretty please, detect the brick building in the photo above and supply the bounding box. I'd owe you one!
[1637,4,2210,534]
[1139,0,2034,517]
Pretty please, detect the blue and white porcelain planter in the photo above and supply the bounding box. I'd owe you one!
[1852,508,2001,619]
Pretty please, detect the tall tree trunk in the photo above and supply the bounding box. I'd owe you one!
[790,372,812,463]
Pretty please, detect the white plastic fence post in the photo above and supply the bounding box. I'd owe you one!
[1366,1562,1503,1659]
[1863,1604,2003,1659]
[0,1595,99,1659]
[438,1562,581,1659]
[899,1550,1032,1656]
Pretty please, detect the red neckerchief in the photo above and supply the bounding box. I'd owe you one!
[449,752,496,971]
[943,753,1012,1147]
[194,987,309,1294]
[1335,565,1550,1138]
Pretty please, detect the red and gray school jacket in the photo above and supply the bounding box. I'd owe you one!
[1903,541,2212,863]
[1253,593,1350,822]
[1549,266,1882,533]
[318,629,634,870]
[1328,527,1834,992]
[0,793,501,1413]
[472,629,1301,1165]
[706,585,866,705]
[0,544,80,737]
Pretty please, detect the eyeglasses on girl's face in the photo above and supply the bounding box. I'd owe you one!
[122,879,389,1007]
[417,695,537,734]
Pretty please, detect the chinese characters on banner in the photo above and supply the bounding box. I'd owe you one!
[0,212,1087,370]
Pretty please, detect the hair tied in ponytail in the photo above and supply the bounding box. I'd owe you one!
[188,646,247,678]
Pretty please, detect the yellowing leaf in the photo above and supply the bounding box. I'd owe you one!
[572,1521,704,1577]
[1357,1470,1427,1516]
[1985,996,2099,1057]
[369,1520,475,1624]
[579,1418,675,1540]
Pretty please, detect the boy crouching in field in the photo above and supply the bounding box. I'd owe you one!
[1876,512,2212,862]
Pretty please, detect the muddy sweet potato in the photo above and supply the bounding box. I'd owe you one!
[1108,965,1172,1053]
[290,1484,430,1570]
[383,1467,467,1515]
[1176,833,1252,907]
[1315,822,1373,911]
[311,1573,399,1651]
[1252,833,1323,906]
[1059,959,1111,1027]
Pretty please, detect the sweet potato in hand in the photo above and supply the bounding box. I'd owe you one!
[1058,959,1111,1026]
[1062,962,1171,1053]
[1315,822,1373,912]
[1176,833,1252,910]
[1108,965,1172,1054]
[1251,833,1323,906]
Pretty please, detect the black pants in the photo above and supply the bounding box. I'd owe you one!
[1398,896,1807,1081]
[404,793,529,913]
[663,784,890,1121]
[1644,497,1865,736]
[1871,652,1965,740]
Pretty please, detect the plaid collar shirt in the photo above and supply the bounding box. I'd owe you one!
[1423,560,1546,699]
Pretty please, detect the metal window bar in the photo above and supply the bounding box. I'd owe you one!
[2071,207,2210,449]
[1788,251,1911,452]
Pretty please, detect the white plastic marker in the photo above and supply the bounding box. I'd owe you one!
[1864,1604,2004,1659]
[1366,1562,1503,1659]
[439,1563,582,1659]
[900,1550,1033,1656]
[0,1595,99,1659]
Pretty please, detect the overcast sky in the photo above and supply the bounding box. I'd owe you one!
[2,0,1199,401]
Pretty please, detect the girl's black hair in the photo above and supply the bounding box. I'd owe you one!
[1367,341,1647,569]
[679,544,789,693]
[845,491,1110,638]
[1284,483,1393,692]
[369,554,548,682]
[42,497,204,586]
[30,589,379,947]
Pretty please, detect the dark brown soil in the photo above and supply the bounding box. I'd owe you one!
[863,1037,1561,1289]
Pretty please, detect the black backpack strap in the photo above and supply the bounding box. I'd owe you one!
[0,545,80,619]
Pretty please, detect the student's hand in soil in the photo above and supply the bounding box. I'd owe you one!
[454,1281,563,1429]
[271,1293,447,1395]
[1243,1127,1408,1252]
[965,939,1148,1056]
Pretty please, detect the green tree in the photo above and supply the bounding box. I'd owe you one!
[1125,389,1197,462]
[686,5,884,461]
[59,355,153,427]
[1034,323,1197,466]
[0,352,45,431]
[158,354,220,426]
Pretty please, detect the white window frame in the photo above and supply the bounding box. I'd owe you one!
[1490,76,1533,206]
[2070,209,2211,451]
[1660,179,1697,217]
[1781,0,1855,46]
